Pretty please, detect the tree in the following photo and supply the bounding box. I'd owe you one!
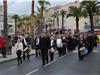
[46,19,53,33]
[38,0,50,34]
[12,14,19,34]
[34,7,41,34]
[52,11,60,30]
[51,15,55,28]
[67,6,87,33]
[60,10,67,29]
[31,0,35,47]
[81,0,100,33]
[3,0,9,55]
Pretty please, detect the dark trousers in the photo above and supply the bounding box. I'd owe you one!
[88,46,93,54]
[57,48,63,57]
[23,51,30,61]
[41,49,48,65]
[49,51,54,62]
[16,50,22,65]
[78,51,84,60]
[62,47,66,55]
[35,46,41,57]
[0,48,6,58]
[9,46,12,54]
[7,46,12,55]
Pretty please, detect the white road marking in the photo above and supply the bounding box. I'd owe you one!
[26,54,67,75]
[25,69,39,75]
[59,54,67,59]
[43,60,56,67]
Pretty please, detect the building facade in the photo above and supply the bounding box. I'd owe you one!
[0,6,15,36]
[45,2,100,33]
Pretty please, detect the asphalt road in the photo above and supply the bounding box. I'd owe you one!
[0,49,100,75]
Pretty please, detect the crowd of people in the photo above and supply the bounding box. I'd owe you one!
[34,31,98,65]
[0,34,31,65]
[0,31,99,66]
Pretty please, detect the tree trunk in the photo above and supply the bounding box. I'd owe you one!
[53,19,55,28]
[76,17,79,33]
[3,0,9,54]
[15,19,17,35]
[62,15,64,30]
[31,0,35,47]
[89,14,94,33]
[38,5,43,34]
[57,16,59,34]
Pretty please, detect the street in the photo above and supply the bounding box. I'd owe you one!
[0,49,100,75]
[0,0,100,75]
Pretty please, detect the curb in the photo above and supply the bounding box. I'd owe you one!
[0,53,35,64]
[0,57,17,64]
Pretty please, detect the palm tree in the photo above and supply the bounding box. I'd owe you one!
[12,14,19,34]
[35,7,41,34]
[17,18,24,33]
[3,0,9,54]
[81,0,100,33]
[52,11,60,29]
[31,0,35,46]
[60,10,67,29]
[51,14,57,29]
[38,0,50,34]
[67,6,87,33]
[3,0,7,36]
[46,19,53,33]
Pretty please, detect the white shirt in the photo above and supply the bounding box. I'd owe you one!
[36,38,40,45]
[51,40,54,46]
[15,42,23,51]
[56,38,63,48]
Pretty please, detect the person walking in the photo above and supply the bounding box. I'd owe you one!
[67,34,75,53]
[8,35,13,55]
[22,35,30,61]
[39,33,50,66]
[0,36,7,58]
[15,38,23,65]
[49,35,56,62]
[87,33,94,54]
[34,35,41,58]
[56,35,63,57]
[62,35,67,55]
[78,34,85,60]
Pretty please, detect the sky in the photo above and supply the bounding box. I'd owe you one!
[0,0,96,15]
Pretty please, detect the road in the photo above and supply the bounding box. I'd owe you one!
[0,49,100,75]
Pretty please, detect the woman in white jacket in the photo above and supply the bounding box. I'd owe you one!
[15,38,23,65]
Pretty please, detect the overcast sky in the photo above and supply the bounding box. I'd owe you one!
[0,0,99,15]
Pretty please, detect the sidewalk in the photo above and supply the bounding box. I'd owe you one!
[0,49,35,64]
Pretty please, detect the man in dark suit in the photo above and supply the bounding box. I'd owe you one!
[87,33,94,54]
[39,33,50,66]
